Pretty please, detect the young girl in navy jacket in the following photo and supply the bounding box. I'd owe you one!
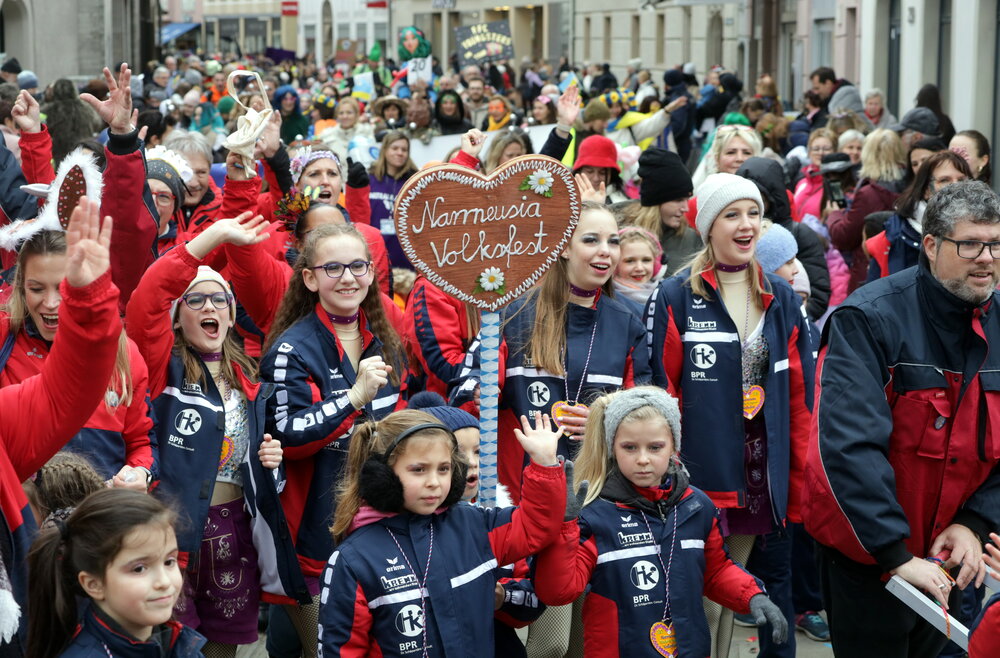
[318,408,567,657]
[126,214,306,655]
[27,489,205,657]
[259,221,410,650]
[534,387,787,657]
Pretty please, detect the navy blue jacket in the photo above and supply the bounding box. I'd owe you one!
[261,305,406,577]
[645,267,815,524]
[318,462,566,657]
[535,472,763,657]
[451,291,650,500]
[866,213,921,281]
[59,603,206,657]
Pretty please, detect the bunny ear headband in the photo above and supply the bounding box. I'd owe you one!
[222,70,274,173]
[0,147,103,251]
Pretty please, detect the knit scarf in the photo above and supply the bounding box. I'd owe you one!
[487,113,511,132]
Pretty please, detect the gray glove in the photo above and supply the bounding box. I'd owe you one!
[563,460,589,521]
[748,593,788,644]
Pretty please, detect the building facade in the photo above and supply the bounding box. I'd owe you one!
[296,0,389,65]
[0,0,152,85]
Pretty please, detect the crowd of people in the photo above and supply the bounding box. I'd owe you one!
[0,44,997,658]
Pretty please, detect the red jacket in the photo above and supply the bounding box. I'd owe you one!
[792,164,824,220]
[0,273,120,646]
[970,593,1000,658]
[0,322,155,479]
[403,275,474,397]
[827,177,902,293]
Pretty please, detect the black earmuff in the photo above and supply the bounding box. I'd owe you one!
[358,423,467,513]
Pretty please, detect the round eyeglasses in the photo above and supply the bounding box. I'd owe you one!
[309,260,371,279]
[182,291,233,310]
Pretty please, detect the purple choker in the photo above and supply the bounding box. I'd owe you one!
[716,262,750,272]
[327,311,360,325]
[199,351,223,362]
[568,283,599,298]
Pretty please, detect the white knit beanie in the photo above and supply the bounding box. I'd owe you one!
[170,266,236,323]
[694,173,765,241]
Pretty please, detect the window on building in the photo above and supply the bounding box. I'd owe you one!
[682,7,692,63]
[603,16,611,61]
[337,23,350,40]
[356,22,367,52]
[656,13,665,65]
[584,16,591,61]
[937,0,952,104]
[631,15,640,59]
[374,22,387,57]
[813,18,833,68]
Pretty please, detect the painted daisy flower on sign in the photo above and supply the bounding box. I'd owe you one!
[520,169,554,197]
[474,267,506,295]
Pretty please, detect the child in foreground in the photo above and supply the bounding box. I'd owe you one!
[318,408,567,656]
[534,386,787,657]
[27,488,205,657]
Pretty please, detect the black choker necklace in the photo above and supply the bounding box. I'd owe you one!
[716,262,750,273]
[327,310,360,325]
[568,283,599,298]
[199,351,223,362]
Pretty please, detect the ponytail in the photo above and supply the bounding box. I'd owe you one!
[27,489,177,658]
[574,392,614,506]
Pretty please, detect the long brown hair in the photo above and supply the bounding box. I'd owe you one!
[519,202,615,375]
[27,489,177,658]
[5,230,134,409]
[265,223,406,385]
[331,409,464,543]
[172,324,258,394]
[633,203,688,240]
[370,130,417,180]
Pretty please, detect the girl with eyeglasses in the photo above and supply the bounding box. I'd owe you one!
[258,222,409,654]
[125,214,309,656]
[793,128,838,221]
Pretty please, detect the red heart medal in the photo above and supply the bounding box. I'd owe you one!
[649,620,677,657]
[551,400,588,436]
[742,384,765,419]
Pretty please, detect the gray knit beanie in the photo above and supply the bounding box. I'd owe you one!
[603,386,682,455]
[694,172,765,241]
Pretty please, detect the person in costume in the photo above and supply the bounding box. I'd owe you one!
[535,387,787,657]
[645,173,814,658]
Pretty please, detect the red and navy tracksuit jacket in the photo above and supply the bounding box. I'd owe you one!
[805,264,1000,570]
[125,244,309,604]
[404,276,474,397]
[451,291,650,502]
[645,267,815,524]
[60,602,206,657]
[260,305,408,579]
[0,322,157,481]
[0,273,120,655]
[534,471,763,658]
[970,592,1000,658]
[865,213,921,282]
[318,461,566,657]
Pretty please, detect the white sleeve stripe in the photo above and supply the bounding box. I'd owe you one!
[368,587,428,609]
[774,359,789,372]
[161,387,224,412]
[680,539,704,549]
[595,544,660,564]
[449,559,498,588]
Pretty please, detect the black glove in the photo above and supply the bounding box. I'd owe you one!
[563,460,589,522]
[748,593,788,644]
[346,157,370,189]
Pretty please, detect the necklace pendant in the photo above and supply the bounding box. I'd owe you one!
[649,620,677,657]
[551,400,588,435]
[742,385,765,419]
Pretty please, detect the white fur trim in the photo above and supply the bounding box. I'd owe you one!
[0,147,103,251]
[0,588,20,643]
[146,145,194,183]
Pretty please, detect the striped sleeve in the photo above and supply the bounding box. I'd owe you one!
[319,550,374,657]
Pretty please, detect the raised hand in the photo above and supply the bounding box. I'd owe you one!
[65,197,113,288]
[349,356,391,408]
[461,129,486,159]
[556,85,581,127]
[226,150,254,181]
[513,413,559,466]
[984,532,1000,572]
[574,172,606,204]
[186,211,270,259]
[11,90,40,134]
[254,110,282,160]
[80,64,133,134]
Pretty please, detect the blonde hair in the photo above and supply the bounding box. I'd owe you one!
[331,409,465,543]
[574,391,677,506]
[710,125,763,168]
[6,230,133,410]
[683,242,769,306]
[859,128,906,183]
[808,128,837,151]
[265,223,406,386]
[518,202,615,374]
[633,204,688,240]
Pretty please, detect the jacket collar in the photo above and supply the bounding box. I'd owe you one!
[81,602,204,657]
[598,467,689,515]
[917,262,992,331]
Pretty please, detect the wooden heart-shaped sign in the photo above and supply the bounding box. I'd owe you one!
[394,155,580,311]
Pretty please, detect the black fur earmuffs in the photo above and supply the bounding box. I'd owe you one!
[359,423,468,513]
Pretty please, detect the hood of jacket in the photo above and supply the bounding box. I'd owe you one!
[737,157,793,226]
